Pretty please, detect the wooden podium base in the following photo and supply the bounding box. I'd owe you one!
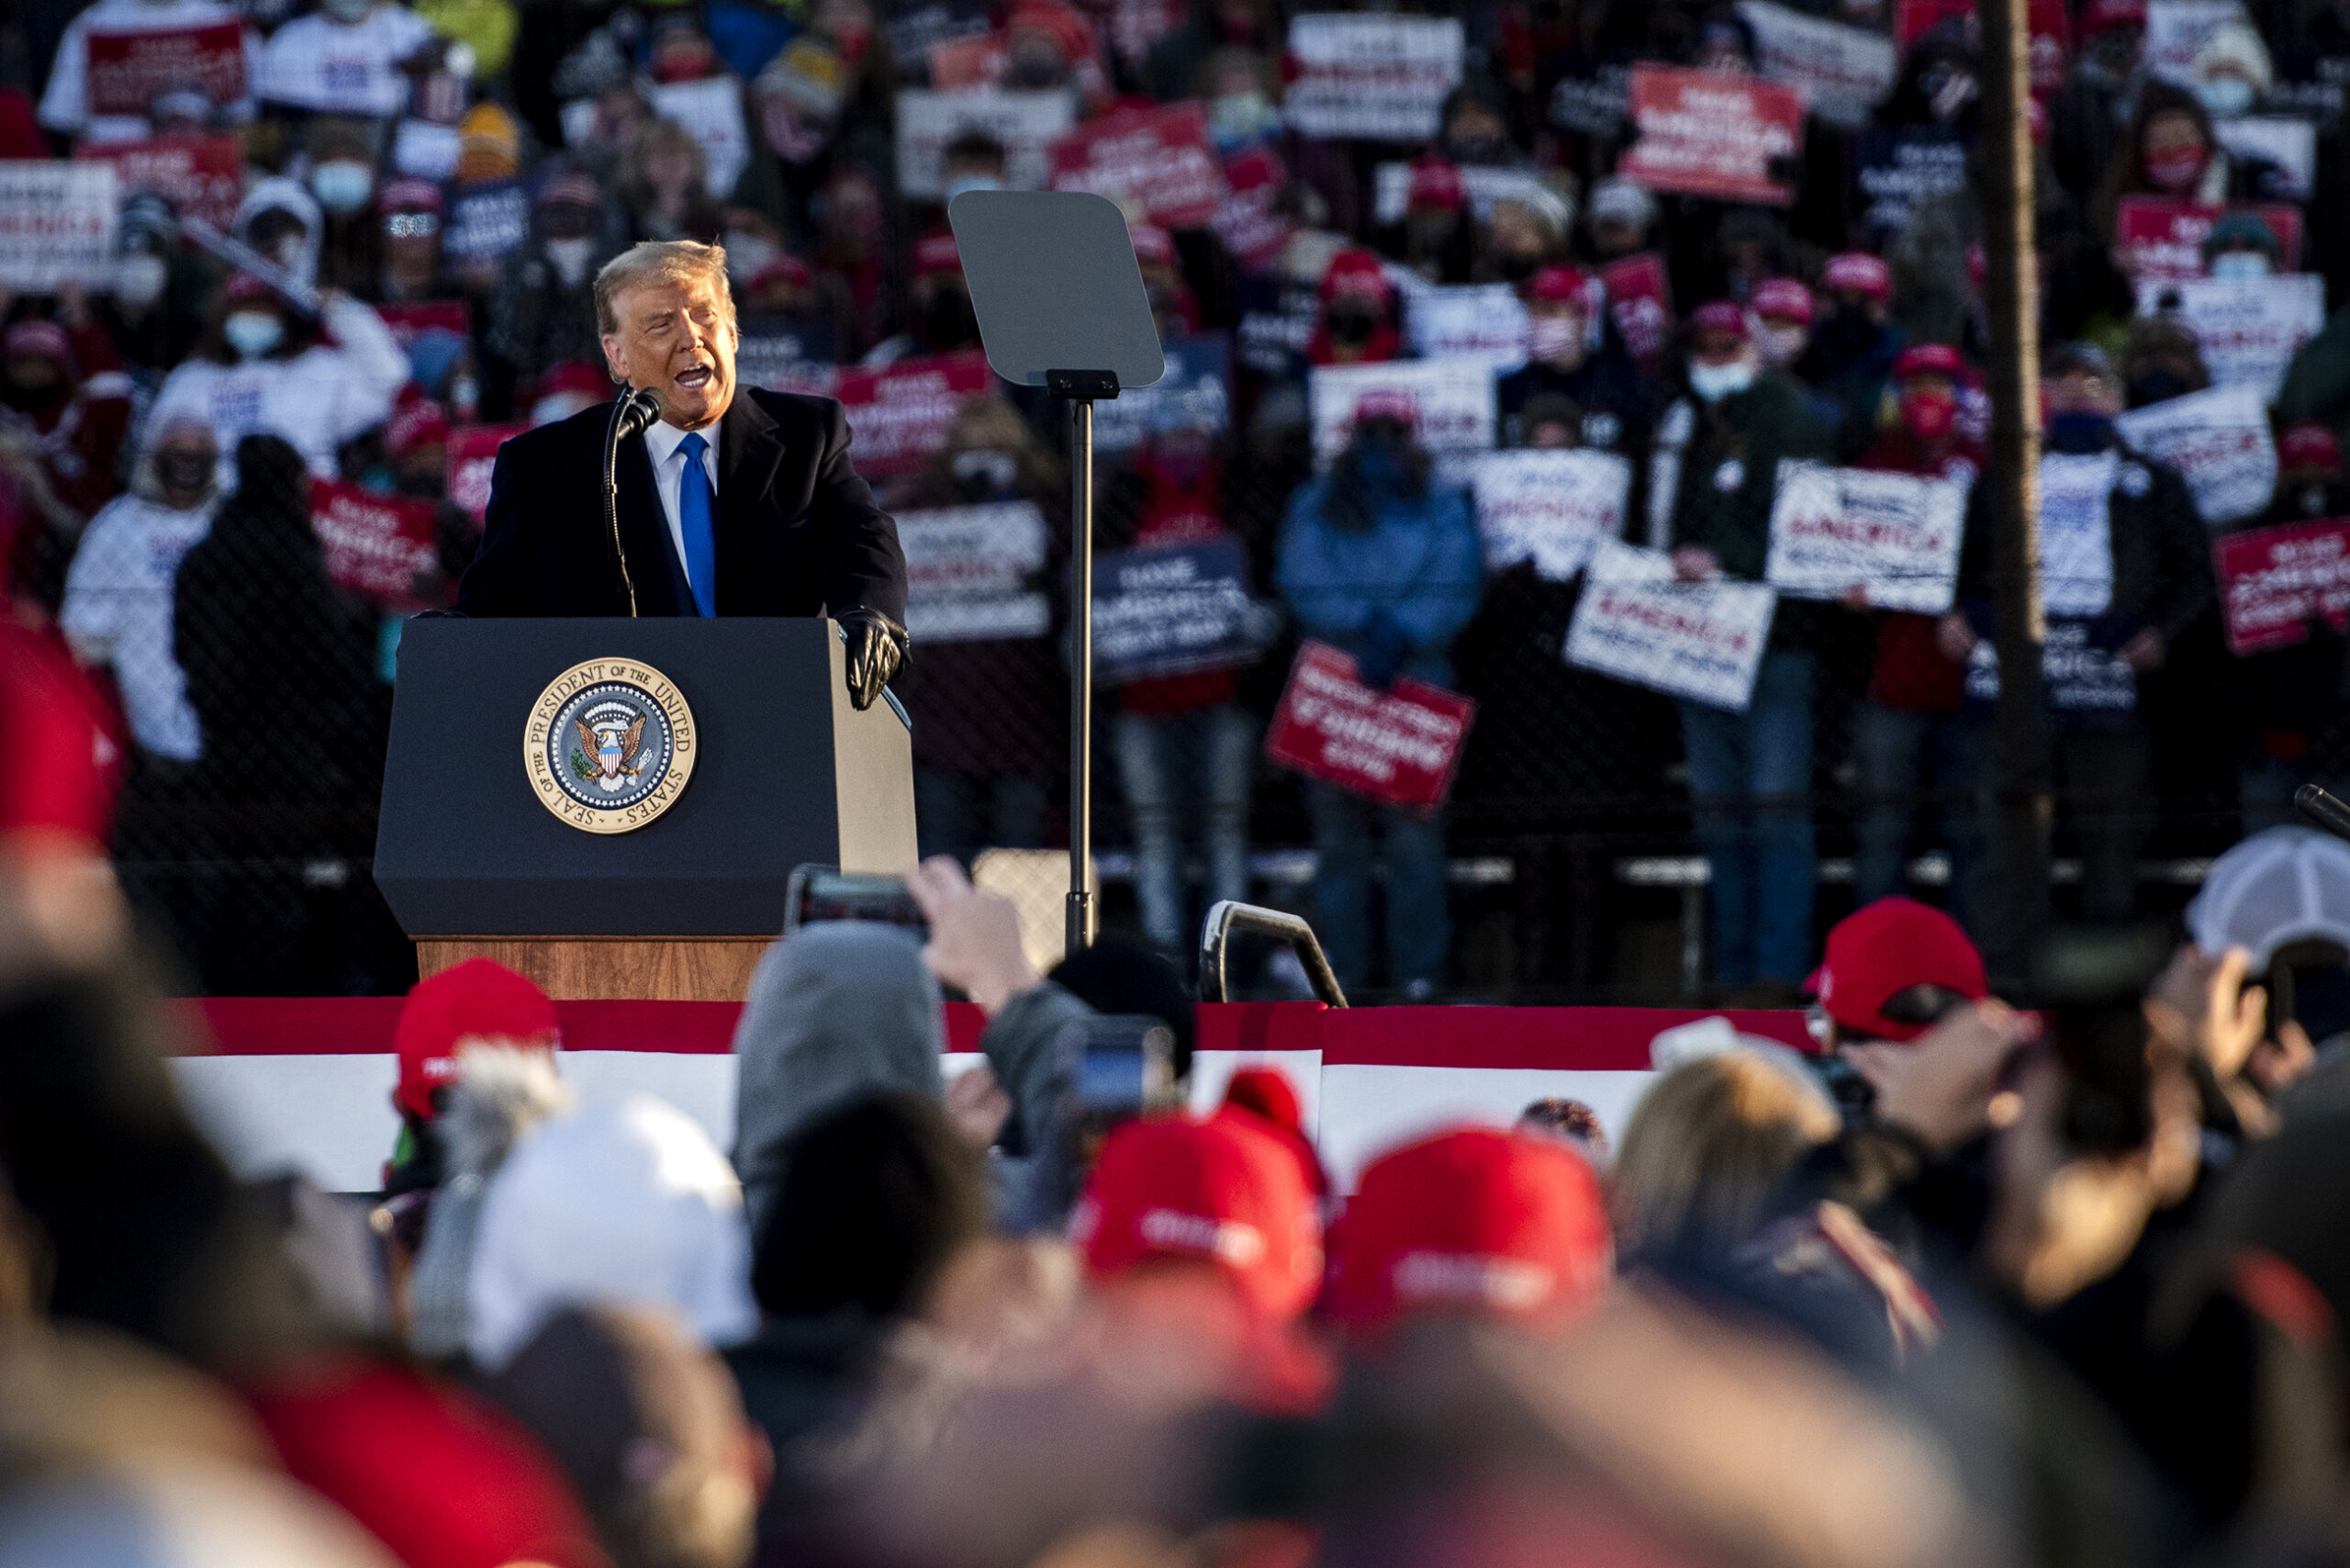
[416,937,770,1002]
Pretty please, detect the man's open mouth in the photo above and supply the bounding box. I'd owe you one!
[676,364,712,389]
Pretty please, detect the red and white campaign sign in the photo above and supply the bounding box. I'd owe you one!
[1601,252,1673,373]
[1618,67,1804,207]
[84,20,246,118]
[1449,448,1631,580]
[75,134,241,231]
[2214,517,2350,655]
[2115,197,2303,281]
[446,423,526,525]
[2112,384,2275,527]
[1048,101,1227,230]
[2136,273,2325,401]
[0,162,116,291]
[1308,359,1495,463]
[1895,0,2068,96]
[1564,540,1778,709]
[309,478,437,610]
[1765,460,1968,613]
[834,351,996,477]
[1263,640,1476,811]
[1211,146,1292,273]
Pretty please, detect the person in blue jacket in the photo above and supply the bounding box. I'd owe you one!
[1276,391,1483,996]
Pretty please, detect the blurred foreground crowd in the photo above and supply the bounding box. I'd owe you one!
[12,601,2350,1568]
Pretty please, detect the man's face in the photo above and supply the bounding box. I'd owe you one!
[2045,367,2121,418]
[601,273,738,431]
[1692,326,1748,365]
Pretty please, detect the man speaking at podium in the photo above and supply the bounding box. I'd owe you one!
[450,240,910,710]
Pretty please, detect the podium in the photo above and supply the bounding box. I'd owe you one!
[375,618,916,1001]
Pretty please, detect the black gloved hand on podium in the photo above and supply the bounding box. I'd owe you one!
[838,609,909,711]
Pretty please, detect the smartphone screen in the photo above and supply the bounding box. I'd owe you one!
[1078,1015,1179,1120]
[783,866,926,936]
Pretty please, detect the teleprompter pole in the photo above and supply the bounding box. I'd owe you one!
[1979,0,2050,980]
[1051,369,1118,956]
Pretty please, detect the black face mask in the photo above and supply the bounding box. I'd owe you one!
[1326,308,1381,344]
[158,453,213,493]
[1492,252,1539,283]
[2128,369,2192,407]
[923,291,978,349]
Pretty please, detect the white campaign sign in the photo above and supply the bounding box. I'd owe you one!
[1564,539,1777,710]
[1371,161,1560,226]
[1735,0,1897,129]
[1764,461,1967,612]
[2113,383,2276,527]
[651,76,750,199]
[1283,15,1464,140]
[2144,0,2249,84]
[1447,449,1632,579]
[896,500,1051,643]
[2136,274,2324,400]
[1406,284,1530,369]
[895,89,1077,198]
[1308,359,1496,463]
[2214,116,2316,200]
[0,162,116,291]
[2038,452,2121,618]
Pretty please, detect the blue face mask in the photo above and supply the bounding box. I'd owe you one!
[2045,409,2116,453]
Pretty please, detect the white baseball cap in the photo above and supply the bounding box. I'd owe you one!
[2188,826,2350,972]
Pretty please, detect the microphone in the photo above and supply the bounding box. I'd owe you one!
[602,386,664,617]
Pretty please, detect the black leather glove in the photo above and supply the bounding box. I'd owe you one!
[839,609,909,711]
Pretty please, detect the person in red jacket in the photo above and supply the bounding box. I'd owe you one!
[1850,343,1986,924]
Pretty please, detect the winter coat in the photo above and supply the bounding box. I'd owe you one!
[1276,462,1483,689]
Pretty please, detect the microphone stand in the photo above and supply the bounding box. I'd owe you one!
[603,388,661,618]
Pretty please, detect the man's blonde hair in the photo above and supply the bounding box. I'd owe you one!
[594,240,735,337]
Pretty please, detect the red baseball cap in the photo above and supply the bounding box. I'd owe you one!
[1072,1110,1324,1322]
[1524,263,1590,305]
[1328,1126,1610,1338]
[1823,252,1892,301]
[1353,386,1419,431]
[1690,298,1749,340]
[744,253,814,295]
[3,319,74,371]
[2280,422,2342,474]
[222,270,277,305]
[1806,897,1987,1043]
[1407,157,1465,212]
[393,958,559,1120]
[1319,247,1394,304]
[2082,0,2147,34]
[1222,1065,1328,1197]
[1751,276,1814,326]
[1894,342,1964,381]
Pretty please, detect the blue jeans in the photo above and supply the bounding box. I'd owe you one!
[1677,648,1816,987]
[1852,702,1982,927]
[915,770,1051,866]
[1113,705,1255,953]
[1305,779,1449,991]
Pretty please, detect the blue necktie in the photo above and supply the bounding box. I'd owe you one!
[677,431,717,617]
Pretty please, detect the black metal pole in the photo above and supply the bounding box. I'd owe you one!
[1980,0,2049,980]
[1067,397,1095,955]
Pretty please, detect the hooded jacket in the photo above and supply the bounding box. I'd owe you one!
[235,177,325,288]
[1276,452,1483,689]
[730,924,946,1238]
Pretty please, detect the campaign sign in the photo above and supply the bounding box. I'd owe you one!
[1095,333,1230,455]
[2213,517,2350,655]
[443,179,529,261]
[1617,67,1804,207]
[1600,252,1673,373]
[1211,146,1292,273]
[2135,273,2325,400]
[896,89,1077,198]
[2215,116,2317,201]
[1764,461,1967,613]
[1447,448,1632,580]
[1282,15,1465,141]
[2144,0,2249,85]
[1048,101,1226,230]
[1564,539,1778,710]
[1854,126,1968,244]
[1894,0,2069,96]
[649,76,749,200]
[1308,359,1496,464]
[734,331,837,398]
[895,500,1052,643]
[310,478,437,610]
[1092,538,1259,684]
[2039,451,2121,618]
[2112,384,2276,527]
[1964,620,2136,720]
[446,423,526,525]
[85,20,246,118]
[2115,197,2304,280]
[0,163,116,292]
[1406,284,1530,370]
[75,134,241,232]
[834,351,996,477]
[1736,1,1897,129]
[1263,640,1477,810]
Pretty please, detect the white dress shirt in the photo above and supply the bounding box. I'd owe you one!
[643,419,722,596]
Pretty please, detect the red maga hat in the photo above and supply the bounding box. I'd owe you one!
[1893,342,1965,380]
[1329,1126,1610,1337]
[1127,221,1174,265]
[1524,263,1590,305]
[1319,247,1394,304]
[1407,157,1466,212]
[393,958,559,1121]
[1823,252,1892,300]
[1690,298,1750,340]
[2280,422,2343,473]
[1352,386,1420,430]
[1806,897,1987,1043]
[1751,276,1814,326]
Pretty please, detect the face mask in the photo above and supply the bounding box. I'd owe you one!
[1326,308,1380,345]
[114,252,168,308]
[450,375,478,416]
[2210,251,2271,279]
[158,451,215,494]
[1899,386,1957,440]
[1528,315,1583,364]
[2045,409,2115,453]
[2144,143,2208,192]
[544,235,595,287]
[1757,324,1807,369]
[2129,369,2193,405]
[943,174,1000,204]
[310,160,374,215]
[2199,76,2256,117]
[1209,91,1274,151]
[224,310,284,359]
[951,449,1017,492]
[1688,357,1756,400]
